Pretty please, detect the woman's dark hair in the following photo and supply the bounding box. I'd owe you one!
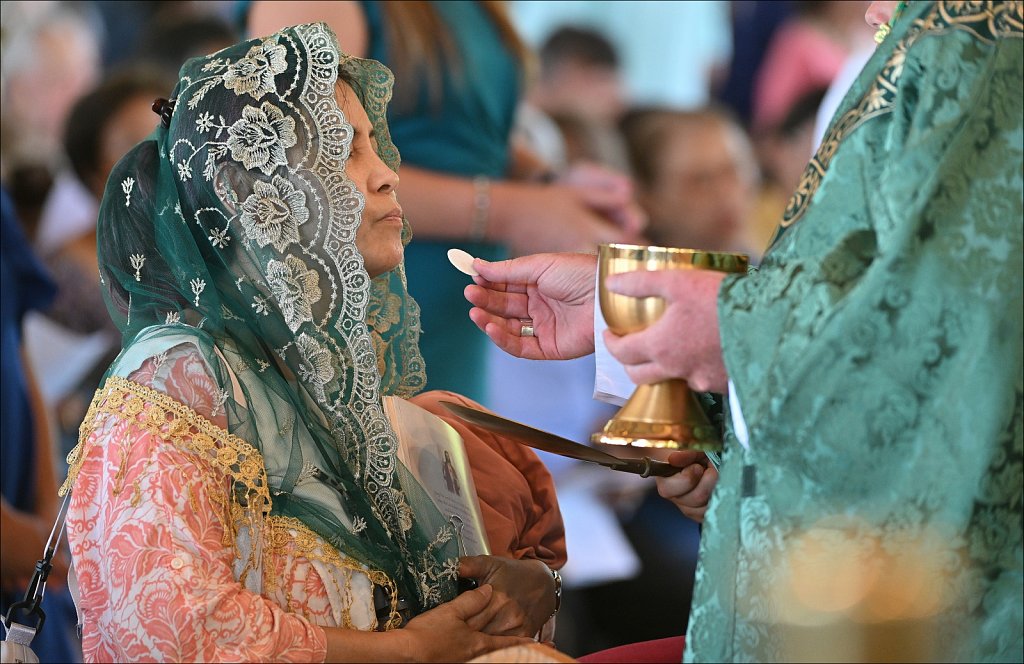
[539,26,619,75]
[776,86,829,138]
[63,66,174,188]
[380,1,530,110]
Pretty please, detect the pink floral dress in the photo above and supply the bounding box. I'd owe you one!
[65,347,391,662]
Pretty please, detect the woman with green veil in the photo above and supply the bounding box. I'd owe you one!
[60,22,563,662]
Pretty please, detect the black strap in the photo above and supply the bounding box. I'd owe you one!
[2,494,71,639]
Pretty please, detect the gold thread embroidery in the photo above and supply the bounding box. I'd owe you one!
[775,0,1023,238]
[64,377,403,630]
[61,376,273,588]
[266,514,403,630]
[62,376,271,512]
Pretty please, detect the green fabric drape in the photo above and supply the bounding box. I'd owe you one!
[689,2,1023,661]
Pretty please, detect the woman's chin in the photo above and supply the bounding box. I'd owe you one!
[364,247,405,278]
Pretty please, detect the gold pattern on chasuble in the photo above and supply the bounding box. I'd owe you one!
[775,1,1023,238]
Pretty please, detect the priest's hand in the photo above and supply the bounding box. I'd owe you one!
[602,269,729,393]
[655,450,719,523]
[466,253,597,360]
[458,555,556,637]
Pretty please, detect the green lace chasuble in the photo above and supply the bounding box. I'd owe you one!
[688,3,1023,662]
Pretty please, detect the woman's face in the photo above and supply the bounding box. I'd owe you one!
[334,81,404,278]
[865,2,901,28]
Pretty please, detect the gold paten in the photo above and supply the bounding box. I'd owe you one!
[592,243,748,451]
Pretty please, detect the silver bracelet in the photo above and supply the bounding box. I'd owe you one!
[470,175,490,242]
[548,566,562,618]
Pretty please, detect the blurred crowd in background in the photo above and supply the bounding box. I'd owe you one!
[0,1,877,660]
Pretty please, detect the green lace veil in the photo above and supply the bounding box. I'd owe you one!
[89,22,457,618]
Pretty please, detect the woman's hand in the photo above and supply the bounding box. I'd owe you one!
[492,179,645,256]
[0,498,68,592]
[459,556,556,637]
[560,161,647,238]
[328,585,532,663]
[603,269,729,393]
[401,585,532,661]
[654,450,719,523]
[466,253,598,360]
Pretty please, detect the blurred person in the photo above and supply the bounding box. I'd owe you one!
[62,23,565,662]
[531,26,625,127]
[34,68,175,460]
[752,87,829,251]
[247,1,644,404]
[466,1,1023,661]
[510,1,732,110]
[751,0,872,133]
[714,1,796,129]
[1,188,80,663]
[621,107,760,259]
[514,25,629,172]
[134,11,238,80]
[518,26,631,173]
[0,2,102,232]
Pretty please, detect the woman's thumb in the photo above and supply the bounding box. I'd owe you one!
[450,583,493,619]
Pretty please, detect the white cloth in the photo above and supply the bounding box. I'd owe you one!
[813,45,875,150]
[35,171,97,255]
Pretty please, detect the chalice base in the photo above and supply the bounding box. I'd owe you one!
[591,381,721,451]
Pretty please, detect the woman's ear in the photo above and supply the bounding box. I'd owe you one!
[213,161,248,215]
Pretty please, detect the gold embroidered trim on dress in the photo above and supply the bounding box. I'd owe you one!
[61,376,271,514]
[775,0,1023,238]
[62,375,402,629]
[266,515,403,630]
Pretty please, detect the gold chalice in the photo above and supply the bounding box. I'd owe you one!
[591,243,748,451]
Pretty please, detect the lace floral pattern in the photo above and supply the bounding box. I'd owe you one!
[224,39,289,98]
[226,102,298,175]
[240,175,310,251]
[266,255,321,331]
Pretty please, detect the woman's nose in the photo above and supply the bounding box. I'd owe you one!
[375,161,399,193]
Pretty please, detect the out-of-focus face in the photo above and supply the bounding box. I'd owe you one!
[640,117,756,252]
[334,81,403,278]
[95,93,161,198]
[533,60,625,125]
[865,1,901,29]
[3,20,101,165]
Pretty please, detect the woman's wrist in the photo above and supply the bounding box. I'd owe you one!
[486,179,547,246]
[322,625,415,663]
[469,176,491,243]
[546,565,562,620]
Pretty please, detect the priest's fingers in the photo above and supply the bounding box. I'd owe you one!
[603,328,654,368]
[665,449,710,469]
[469,308,545,360]
[656,462,705,502]
[623,361,675,386]
[605,269,674,299]
[465,284,531,319]
[472,254,559,289]
[657,462,719,510]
